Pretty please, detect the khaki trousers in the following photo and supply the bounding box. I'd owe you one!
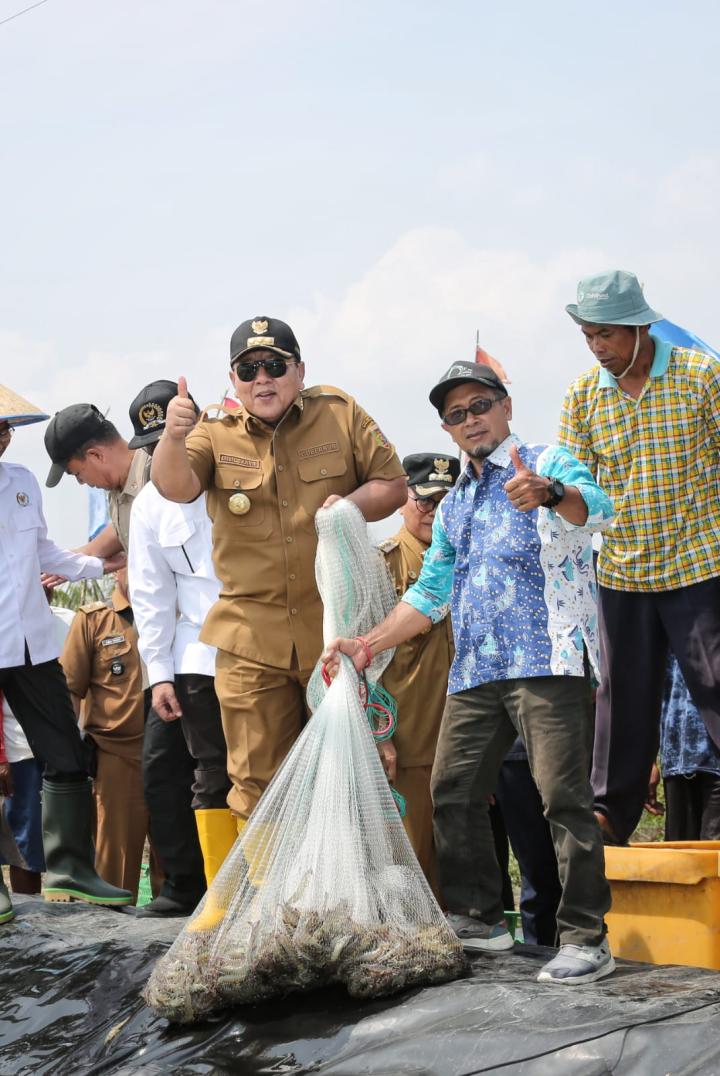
[215,649,314,819]
[393,764,441,902]
[93,749,149,903]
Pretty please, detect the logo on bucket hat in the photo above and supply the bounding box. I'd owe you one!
[567,271,662,327]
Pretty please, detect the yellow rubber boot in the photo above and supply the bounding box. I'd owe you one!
[187,813,243,933]
[195,809,238,888]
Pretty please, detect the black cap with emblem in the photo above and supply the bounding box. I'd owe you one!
[128,380,198,450]
[403,453,461,495]
[428,361,508,415]
[230,317,302,367]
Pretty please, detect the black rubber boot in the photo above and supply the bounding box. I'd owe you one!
[0,876,14,924]
[42,778,133,906]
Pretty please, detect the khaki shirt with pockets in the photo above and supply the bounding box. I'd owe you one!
[60,591,144,760]
[380,526,454,768]
[185,385,405,669]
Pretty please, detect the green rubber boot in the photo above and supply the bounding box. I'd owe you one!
[42,778,133,906]
[0,875,15,924]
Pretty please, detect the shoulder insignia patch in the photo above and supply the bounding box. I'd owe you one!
[377,537,400,555]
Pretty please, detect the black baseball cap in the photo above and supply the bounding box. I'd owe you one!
[403,453,461,495]
[230,316,301,367]
[44,403,108,487]
[128,380,198,449]
[428,361,508,415]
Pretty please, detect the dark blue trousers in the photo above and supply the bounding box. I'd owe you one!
[495,757,561,946]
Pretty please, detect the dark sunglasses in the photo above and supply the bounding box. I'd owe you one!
[443,396,503,427]
[233,356,298,382]
[409,493,445,513]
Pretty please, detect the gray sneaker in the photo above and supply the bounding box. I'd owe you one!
[446,913,514,952]
[537,939,615,985]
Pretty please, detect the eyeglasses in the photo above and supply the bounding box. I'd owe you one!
[409,493,445,513]
[442,396,503,427]
[233,356,298,383]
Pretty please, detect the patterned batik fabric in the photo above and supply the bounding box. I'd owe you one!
[558,339,720,592]
[660,654,720,779]
[403,435,614,695]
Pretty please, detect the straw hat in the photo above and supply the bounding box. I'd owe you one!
[0,383,49,427]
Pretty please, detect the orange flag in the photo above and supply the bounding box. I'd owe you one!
[476,344,511,384]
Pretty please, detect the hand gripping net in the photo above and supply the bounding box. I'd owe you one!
[144,500,465,1024]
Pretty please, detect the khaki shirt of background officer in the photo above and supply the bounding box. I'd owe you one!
[60,571,149,902]
[151,341,407,819]
[379,471,454,898]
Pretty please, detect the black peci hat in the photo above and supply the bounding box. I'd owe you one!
[403,452,461,496]
[128,380,197,449]
[230,316,301,367]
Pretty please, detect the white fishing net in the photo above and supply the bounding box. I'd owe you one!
[144,499,465,1024]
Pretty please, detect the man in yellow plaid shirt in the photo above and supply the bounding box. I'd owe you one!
[558,269,720,844]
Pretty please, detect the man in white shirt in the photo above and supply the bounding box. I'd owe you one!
[0,387,132,923]
[43,388,207,917]
[128,380,232,915]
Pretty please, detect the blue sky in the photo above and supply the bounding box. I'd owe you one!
[2,0,719,542]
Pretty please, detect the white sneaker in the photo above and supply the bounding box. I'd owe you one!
[446,913,514,952]
[537,939,615,985]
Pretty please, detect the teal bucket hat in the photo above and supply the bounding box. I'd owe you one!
[566,270,662,326]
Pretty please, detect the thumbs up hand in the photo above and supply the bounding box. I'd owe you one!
[165,375,198,441]
[503,444,552,513]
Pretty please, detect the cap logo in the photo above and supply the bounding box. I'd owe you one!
[446,363,473,378]
[429,459,452,482]
[578,290,608,303]
[138,402,165,431]
[247,335,275,348]
[251,319,269,334]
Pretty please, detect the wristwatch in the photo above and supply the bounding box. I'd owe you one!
[542,478,565,509]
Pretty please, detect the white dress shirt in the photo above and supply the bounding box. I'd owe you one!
[0,463,103,668]
[128,483,219,685]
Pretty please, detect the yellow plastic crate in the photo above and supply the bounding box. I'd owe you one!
[604,840,720,970]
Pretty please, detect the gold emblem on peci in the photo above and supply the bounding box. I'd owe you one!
[429,458,452,482]
[138,402,165,430]
[228,492,251,516]
[251,320,269,334]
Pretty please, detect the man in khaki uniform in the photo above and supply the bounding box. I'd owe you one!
[152,316,407,829]
[43,403,151,556]
[379,453,459,894]
[60,569,149,903]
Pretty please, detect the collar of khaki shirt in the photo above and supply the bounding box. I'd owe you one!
[117,448,151,498]
[397,524,430,564]
[235,392,305,435]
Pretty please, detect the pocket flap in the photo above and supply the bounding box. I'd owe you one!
[214,465,263,491]
[297,455,347,483]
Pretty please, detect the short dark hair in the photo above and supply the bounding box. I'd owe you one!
[69,418,122,461]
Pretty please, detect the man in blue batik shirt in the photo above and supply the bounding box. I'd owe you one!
[325,360,616,985]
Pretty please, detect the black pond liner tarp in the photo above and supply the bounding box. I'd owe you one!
[2,896,720,1076]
